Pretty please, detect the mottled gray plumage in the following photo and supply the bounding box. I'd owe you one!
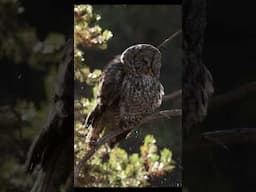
[85,44,164,148]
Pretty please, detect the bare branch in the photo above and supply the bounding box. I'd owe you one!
[163,89,182,102]
[157,30,182,50]
[209,81,256,110]
[141,109,182,125]
[202,128,256,144]
[184,128,256,152]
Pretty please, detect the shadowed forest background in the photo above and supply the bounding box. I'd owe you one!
[183,1,256,192]
[0,1,72,191]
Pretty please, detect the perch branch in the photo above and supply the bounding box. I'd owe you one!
[74,108,182,181]
[75,90,182,172]
[163,89,182,102]
[157,29,182,50]
[141,109,182,124]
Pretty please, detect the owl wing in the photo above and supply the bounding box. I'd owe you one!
[85,56,124,129]
[98,57,124,107]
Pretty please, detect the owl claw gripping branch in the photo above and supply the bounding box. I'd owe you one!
[85,44,164,149]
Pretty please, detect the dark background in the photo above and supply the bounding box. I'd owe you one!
[184,1,256,192]
[0,1,72,106]
[0,1,72,191]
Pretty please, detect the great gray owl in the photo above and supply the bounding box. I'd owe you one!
[85,44,164,148]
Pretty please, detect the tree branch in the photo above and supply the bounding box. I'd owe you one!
[184,128,256,152]
[184,82,256,151]
[74,108,182,182]
[209,81,256,110]
[157,30,182,50]
[141,109,182,124]
[161,81,256,110]
[202,128,256,142]
[162,89,182,102]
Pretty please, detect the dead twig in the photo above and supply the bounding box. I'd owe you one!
[157,30,182,50]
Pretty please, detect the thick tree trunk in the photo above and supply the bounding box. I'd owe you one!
[183,0,214,135]
[26,38,74,192]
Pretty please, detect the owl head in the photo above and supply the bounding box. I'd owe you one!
[121,44,161,78]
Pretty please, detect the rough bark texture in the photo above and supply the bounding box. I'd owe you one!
[25,38,74,192]
[183,0,213,190]
[183,0,214,135]
[183,1,256,192]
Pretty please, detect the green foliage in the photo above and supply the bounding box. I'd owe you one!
[0,99,51,191]
[74,5,175,187]
[74,4,112,83]
[0,1,67,191]
[74,5,111,172]
[0,1,65,67]
[76,135,175,187]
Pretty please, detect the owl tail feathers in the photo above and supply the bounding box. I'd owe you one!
[84,103,102,128]
[108,129,131,149]
[84,104,104,147]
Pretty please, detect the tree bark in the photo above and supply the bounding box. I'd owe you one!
[26,38,74,192]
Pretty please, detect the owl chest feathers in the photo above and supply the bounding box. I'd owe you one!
[120,75,162,115]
